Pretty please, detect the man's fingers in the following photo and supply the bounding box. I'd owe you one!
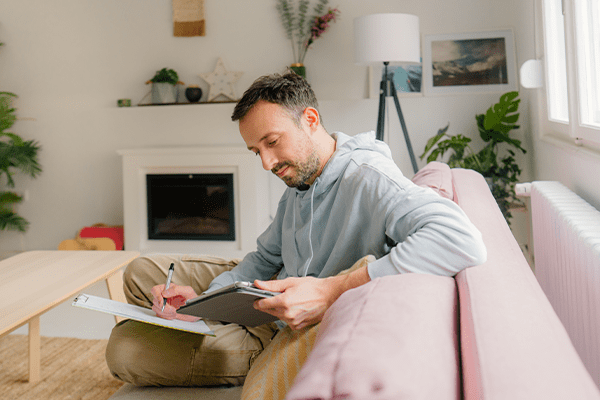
[253,279,290,292]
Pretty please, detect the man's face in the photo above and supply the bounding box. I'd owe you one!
[240,101,321,187]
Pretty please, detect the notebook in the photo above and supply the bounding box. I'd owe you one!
[72,294,214,336]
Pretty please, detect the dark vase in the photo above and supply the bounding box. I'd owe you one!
[185,86,203,103]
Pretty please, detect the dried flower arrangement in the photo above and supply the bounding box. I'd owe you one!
[276,0,340,65]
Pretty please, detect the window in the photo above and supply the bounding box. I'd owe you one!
[542,0,600,143]
[542,0,568,123]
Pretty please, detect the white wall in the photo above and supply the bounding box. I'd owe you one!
[1,0,535,338]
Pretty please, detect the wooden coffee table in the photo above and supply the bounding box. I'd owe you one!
[0,250,139,382]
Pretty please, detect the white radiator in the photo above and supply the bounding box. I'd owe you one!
[530,181,600,387]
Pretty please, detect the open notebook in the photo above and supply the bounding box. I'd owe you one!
[72,294,214,336]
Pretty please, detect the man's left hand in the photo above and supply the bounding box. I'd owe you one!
[253,265,370,330]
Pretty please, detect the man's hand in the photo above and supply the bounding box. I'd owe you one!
[151,283,200,322]
[253,265,371,330]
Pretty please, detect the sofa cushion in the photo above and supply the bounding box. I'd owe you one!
[242,324,320,400]
[242,255,375,400]
[411,161,454,201]
[285,273,461,400]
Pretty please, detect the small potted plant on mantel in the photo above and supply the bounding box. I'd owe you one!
[420,91,526,224]
[146,68,185,104]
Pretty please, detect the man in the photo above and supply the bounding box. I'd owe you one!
[106,71,486,387]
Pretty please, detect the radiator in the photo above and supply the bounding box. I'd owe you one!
[529,181,600,387]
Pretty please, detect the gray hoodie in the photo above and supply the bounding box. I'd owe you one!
[208,131,486,291]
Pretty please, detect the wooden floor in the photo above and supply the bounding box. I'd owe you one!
[0,335,124,400]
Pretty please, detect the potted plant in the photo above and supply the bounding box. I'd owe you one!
[420,91,526,223]
[146,68,184,104]
[275,0,340,78]
[0,90,42,232]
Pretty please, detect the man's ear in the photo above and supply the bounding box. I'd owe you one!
[303,107,320,130]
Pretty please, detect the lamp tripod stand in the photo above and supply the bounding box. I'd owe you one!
[376,62,419,174]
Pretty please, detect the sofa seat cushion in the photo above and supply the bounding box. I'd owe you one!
[286,273,461,400]
[242,324,320,400]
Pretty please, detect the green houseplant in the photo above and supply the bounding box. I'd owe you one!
[0,44,42,232]
[420,91,526,222]
[145,68,184,104]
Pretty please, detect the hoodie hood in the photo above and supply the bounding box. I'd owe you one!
[307,131,393,196]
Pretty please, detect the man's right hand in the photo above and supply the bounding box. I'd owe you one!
[151,283,200,322]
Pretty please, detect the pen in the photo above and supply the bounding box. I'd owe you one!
[161,263,175,312]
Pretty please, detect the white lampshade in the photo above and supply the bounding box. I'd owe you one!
[354,13,420,65]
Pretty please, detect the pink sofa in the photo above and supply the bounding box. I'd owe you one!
[285,165,600,400]
[110,164,600,400]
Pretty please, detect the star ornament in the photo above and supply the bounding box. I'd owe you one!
[199,58,243,102]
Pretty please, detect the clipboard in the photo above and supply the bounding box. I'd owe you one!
[72,294,214,336]
[178,282,280,327]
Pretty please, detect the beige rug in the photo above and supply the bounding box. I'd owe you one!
[0,335,124,400]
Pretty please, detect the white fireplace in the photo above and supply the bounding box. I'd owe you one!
[118,146,273,258]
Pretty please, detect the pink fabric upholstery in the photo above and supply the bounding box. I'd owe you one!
[285,165,600,400]
[285,274,461,400]
[452,168,600,400]
[410,161,454,201]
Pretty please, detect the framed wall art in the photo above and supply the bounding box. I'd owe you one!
[422,29,517,95]
[369,63,423,99]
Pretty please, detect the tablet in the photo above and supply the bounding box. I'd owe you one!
[178,282,281,327]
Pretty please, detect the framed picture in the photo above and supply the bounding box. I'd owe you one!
[422,29,517,95]
[369,63,423,99]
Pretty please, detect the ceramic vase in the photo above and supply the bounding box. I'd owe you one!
[185,86,203,103]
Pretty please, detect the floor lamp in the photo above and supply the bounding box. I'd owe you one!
[354,13,421,174]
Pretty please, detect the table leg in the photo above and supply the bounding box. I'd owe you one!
[106,268,126,323]
[28,316,41,383]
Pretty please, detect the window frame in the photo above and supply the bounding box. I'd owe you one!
[541,0,600,144]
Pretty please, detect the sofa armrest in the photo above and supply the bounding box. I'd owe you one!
[286,273,461,400]
[452,169,600,400]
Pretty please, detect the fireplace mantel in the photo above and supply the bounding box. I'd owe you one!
[118,146,271,258]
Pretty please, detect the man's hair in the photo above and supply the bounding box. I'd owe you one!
[231,71,320,127]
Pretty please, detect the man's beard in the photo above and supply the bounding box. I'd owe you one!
[272,150,320,188]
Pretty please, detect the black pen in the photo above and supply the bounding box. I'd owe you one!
[161,263,175,312]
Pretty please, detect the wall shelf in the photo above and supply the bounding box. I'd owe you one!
[135,101,237,107]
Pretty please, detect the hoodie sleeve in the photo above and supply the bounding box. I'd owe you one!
[360,167,487,279]
[205,191,288,293]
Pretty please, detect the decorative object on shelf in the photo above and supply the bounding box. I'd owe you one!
[185,85,203,103]
[420,91,526,223]
[117,98,131,107]
[199,58,243,102]
[276,0,340,74]
[354,13,421,174]
[422,30,517,95]
[146,68,185,104]
[173,0,205,37]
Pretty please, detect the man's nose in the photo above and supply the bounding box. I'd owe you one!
[260,150,277,171]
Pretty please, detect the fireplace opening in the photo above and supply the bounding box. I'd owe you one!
[146,173,235,241]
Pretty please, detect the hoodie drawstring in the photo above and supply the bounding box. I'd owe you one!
[302,185,316,277]
[293,183,316,277]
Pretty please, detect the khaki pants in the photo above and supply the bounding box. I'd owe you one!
[105,254,279,387]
